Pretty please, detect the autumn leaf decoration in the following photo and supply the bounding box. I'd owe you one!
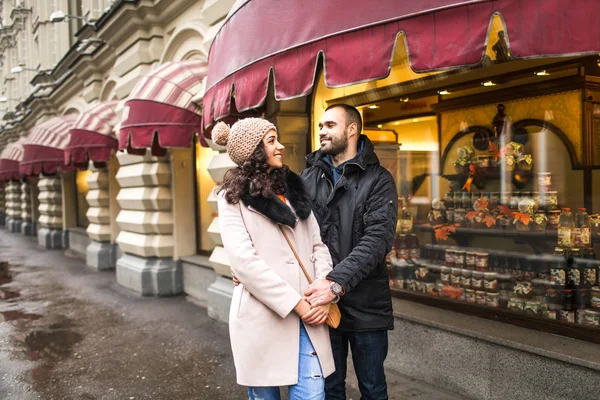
[462,164,477,192]
[465,210,478,221]
[483,215,497,228]
[513,212,532,226]
[495,205,513,218]
[434,224,458,241]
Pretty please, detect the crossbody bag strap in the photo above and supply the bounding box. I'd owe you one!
[278,225,313,285]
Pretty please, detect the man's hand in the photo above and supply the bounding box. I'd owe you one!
[304,278,337,307]
[302,303,331,325]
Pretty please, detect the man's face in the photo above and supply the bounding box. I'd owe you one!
[318,107,352,156]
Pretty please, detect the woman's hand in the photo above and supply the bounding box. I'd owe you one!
[301,303,330,326]
[231,270,240,286]
[294,299,312,317]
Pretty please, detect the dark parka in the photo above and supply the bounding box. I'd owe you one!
[301,135,398,332]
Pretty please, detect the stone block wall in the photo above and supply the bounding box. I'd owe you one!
[0,184,5,226]
[115,151,181,296]
[6,181,22,233]
[20,181,34,236]
[37,177,64,248]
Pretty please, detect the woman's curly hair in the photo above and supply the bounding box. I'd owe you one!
[218,141,289,204]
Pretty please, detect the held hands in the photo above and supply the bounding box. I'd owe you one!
[234,272,334,326]
[304,278,337,307]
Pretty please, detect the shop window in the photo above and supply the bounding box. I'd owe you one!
[313,47,600,342]
[75,170,89,228]
[195,138,218,254]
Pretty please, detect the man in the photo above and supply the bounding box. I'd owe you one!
[302,104,398,400]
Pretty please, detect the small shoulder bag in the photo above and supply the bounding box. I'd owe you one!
[278,226,341,329]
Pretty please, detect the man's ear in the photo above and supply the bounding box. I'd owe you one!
[347,122,358,138]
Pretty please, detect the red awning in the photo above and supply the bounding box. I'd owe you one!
[66,101,120,168]
[0,138,26,182]
[203,0,600,130]
[119,61,208,155]
[20,115,77,176]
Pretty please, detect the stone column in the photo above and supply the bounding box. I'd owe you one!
[0,184,5,226]
[115,151,181,296]
[86,168,116,270]
[6,181,22,233]
[37,177,64,249]
[20,181,34,236]
[206,147,237,323]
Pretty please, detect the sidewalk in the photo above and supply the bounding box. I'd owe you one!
[0,232,466,399]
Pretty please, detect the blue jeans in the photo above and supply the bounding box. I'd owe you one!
[248,322,325,400]
[325,328,388,400]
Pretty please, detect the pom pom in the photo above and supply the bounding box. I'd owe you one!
[212,122,230,146]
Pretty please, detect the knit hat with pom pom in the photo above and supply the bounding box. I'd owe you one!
[211,118,277,166]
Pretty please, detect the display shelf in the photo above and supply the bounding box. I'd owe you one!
[392,288,600,345]
[415,224,557,240]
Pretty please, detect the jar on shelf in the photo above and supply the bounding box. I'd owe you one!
[538,172,552,192]
[545,191,558,210]
[590,214,600,235]
[453,192,462,208]
[591,287,600,310]
[451,268,462,286]
[475,290,487,305]
[489,192,500,209]
[470,192,481,209]
[465,289,476,303]
[445,249,455,267]
[461,269,472,289]
[486,292,500,307]
[518,197,537,214]
[441,266,451,284]
[461,192,471,209]
[446,208,455,224]
[484,272,498,291]
[508,297,525,312]
[584,309,600,326]
[454,208,467,226]
[466,251,477,270]
[444,192,454,209]
[475,252,489,271]
[454,251,466,268]
[532,211,548,231]
[547,210,561,229]
[472,271,484,289]
[550,255,567,286]
[509,193,520,210]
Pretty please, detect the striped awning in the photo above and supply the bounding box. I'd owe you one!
[66,101,120,168]
[0,138,26,182]
[203,0,600,132]
[119,61,208,155]
[20,115,78,176]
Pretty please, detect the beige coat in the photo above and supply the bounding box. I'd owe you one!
[218,192,335,387]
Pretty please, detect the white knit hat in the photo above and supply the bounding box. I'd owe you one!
[212,118,277,166]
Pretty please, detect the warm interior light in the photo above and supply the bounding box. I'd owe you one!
[394,122,400,125]
[377,124,383,128]
[399,97,409,103]
[368,105,379,109]
[535,70,549,76]
[482,80,496,87]
[438,90,451,95]
[412,118,419,123]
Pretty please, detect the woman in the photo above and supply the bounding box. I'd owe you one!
[213,118,335,400]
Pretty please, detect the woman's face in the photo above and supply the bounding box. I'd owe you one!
[263,129,285,170]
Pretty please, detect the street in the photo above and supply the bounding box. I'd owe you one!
[0,232,464,400]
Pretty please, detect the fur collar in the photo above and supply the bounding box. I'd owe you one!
[241,170,312,228]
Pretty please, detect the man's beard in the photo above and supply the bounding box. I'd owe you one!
[321,130,349,156]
